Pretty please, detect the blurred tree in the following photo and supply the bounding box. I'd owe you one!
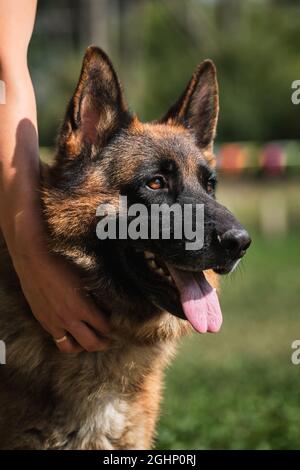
[28,0,300,146]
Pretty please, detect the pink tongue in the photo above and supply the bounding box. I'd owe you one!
[167,266,223,334]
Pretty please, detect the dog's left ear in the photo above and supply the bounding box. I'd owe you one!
[59,46,131,156]
[160,60,219,161]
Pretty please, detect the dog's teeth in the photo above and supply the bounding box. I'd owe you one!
[144,251,154,260]
[157,268,165,276]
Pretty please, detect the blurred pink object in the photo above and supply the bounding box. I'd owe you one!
[260,143,286,175]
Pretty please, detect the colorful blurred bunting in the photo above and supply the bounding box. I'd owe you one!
[215,141,299,175]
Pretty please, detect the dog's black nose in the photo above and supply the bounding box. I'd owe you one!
[219,228,251,258]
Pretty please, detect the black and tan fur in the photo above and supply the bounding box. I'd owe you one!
[0,47,249,449]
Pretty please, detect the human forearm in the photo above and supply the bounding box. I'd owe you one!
[0,0,42,257]
[0,60,43,256]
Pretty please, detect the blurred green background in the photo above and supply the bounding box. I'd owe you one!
[30,0,300,146]
[32,0,300,450]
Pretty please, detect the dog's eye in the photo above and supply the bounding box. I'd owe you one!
[206,176,217,194]
[146,176,167,191]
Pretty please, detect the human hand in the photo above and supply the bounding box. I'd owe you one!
[13,248,110,354]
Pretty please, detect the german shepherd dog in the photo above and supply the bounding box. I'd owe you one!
[0,47,251,449]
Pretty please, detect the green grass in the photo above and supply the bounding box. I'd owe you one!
[156,233,300,449]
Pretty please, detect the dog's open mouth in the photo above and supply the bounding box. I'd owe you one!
[142,251,222,334]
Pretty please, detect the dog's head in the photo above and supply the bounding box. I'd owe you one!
[43,47,251,336]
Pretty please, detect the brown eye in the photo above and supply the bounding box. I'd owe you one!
[146,176,167,190]
[206,176,217,194]
[207,181,214,193]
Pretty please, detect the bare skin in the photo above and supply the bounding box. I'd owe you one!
[0,0,110,353]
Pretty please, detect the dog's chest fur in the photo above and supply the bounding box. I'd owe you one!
[0,274,175,451]
[45,389,130,450]
[0,340,173,450]
[74,394,128,449]
[46,341,173,450]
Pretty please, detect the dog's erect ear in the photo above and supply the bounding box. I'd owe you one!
[59,46,131,155]
[161,60,219,156]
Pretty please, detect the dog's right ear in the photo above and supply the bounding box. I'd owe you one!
[58,46,131,157]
